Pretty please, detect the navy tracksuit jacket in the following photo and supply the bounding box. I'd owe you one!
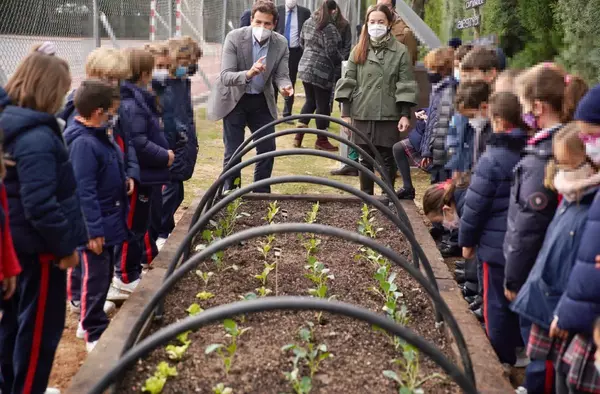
[64,120,129,342]
[459,130,527,365]
[0,105,88,394]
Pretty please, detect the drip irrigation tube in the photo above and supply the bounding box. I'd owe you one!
[120,224,474,384]
[212,127,392,207]
[187,149,413,260]
[91,297,477,394]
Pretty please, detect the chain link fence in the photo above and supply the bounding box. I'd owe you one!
[0,0,360,98]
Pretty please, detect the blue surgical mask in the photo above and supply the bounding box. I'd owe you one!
[175,66,188,78]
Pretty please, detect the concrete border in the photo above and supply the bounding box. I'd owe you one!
[67,194,512,393]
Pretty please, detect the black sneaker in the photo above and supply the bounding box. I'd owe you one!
[439,242,462,258]
[395,188,416,200]
[473,307,484,322]
[330,164,359,177]
[454,269,466,284]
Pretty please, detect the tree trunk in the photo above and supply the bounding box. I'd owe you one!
[411,0,426,19]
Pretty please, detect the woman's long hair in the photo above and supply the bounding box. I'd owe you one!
[333,3,349,30]
[353,5,394,65]
[316,0,337,31]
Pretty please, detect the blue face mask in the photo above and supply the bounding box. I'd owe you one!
[175,66,188,78]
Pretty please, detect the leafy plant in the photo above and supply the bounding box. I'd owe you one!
[255,286,272,297]
[239,292,258,301]
[201,229,225,269]
[186,303,204,316]
[305,202,320,224]
[195,270,214,289]
[282,323,332,380]
[212,383,233,394]
[196,291,215,301]
[142,361,178,394]
[205,319,250,374]
[283,367,312,394]
[302,237,321,259]
[383,342,444,394]
[254,262,276,287]
[222,197,243,237]
[165,331,192,361]
[304,256,333,300]
[371,266,403,318]
[357,204,382,239]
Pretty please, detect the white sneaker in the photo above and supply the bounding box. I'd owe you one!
[69,300,81,314]
[103,300,117,315]
[86,340,98,353]
[112,277,140,294]
[106,285,130,302]
[76,322,86,339]
[45,388,61,394]
[156,237,167,251]
[515,387,528,394]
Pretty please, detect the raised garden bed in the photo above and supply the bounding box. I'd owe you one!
[118,199,457,394]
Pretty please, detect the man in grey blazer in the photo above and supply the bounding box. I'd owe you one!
[208,0,293,193]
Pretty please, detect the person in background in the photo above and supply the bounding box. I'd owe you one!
[511,122,600,394]
[422,178,467,229]
[417,47,457,190]
[391,108,429,195]
[64,80,129,353]
[494,69,522,94]
[448,37,462,50]
[112,49,173,299]
[335,4,417,195]
[453,44,473,82]
[0,52,87,394]
[153,39,200,250]
[376,0,418,65]
[294,0,342,151]
[274,0,311,120]
[460,92,528,366]
[461,46,500,84]
[208,1,293,193]
[240,0,274,27]
[503,63,588,394]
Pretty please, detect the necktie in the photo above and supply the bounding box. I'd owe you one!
[285,9,292,47]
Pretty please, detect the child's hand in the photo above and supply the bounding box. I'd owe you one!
[595,254,600,269]
[87,237,104,255]
[420,157,432,169]
[126,178,135,196]
[59,251,80,270]
[549,317,569,339]
[462,247,475,259]
[167,150,175,167]
[2,276,16,300]
[504,288,517,302]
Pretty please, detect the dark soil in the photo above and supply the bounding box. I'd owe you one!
[119,200,458,394]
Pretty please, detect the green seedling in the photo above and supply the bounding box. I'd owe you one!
[165,331,192,361]
[357,204,383,239]
[264,200,280,224]
[222,197,243,237]
[254,262,276,287]
[142,361,177,394]
[371,266,403,318]
[302,237,321,259]
[383,342,444,394]
[257,241,273,260]
[304,256,333,299]
[282,323,332,379]
[201,229,225,269]
[212,383,233,394]
[196,291,215,301]
[186,303,203,316]
[239,292,258,301]
[255,286,272,297]
[205,319,250,374]
[195,270,214,288]
[305,202,320,224]
[283,367,312,394]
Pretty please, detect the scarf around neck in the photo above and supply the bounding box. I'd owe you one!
[554,163,600,202]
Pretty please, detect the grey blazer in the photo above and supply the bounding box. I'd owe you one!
[208,27,292,121]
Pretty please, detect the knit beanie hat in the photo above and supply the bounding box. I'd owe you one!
[575,84,600,125]
[448,37,462,49]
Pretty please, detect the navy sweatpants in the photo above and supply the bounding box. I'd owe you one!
[68,263,82,303]
[158,181,184,239]
[0,254,66,394]
[81,247,115,342]
[115,184,155,283]
[483,262,522,365]
[142,185,161,266]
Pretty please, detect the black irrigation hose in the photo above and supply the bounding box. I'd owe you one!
[162,176,437,311]
[121,224,474,385]
[233,113,395,189]
[91,297,478,394]
[212,127,390,204]
[188,149,413,260]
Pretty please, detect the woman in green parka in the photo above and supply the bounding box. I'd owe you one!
[335,4,418,195]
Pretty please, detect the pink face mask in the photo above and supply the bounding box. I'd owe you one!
[522,112,538,130]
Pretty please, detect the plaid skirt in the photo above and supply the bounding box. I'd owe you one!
[397,138,423,168]
[528,324,600,393]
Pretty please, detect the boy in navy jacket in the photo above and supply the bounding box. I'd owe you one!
[459,92,527,365]
[64,80,129,352]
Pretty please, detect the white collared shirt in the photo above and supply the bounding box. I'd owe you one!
[285,6,300,48]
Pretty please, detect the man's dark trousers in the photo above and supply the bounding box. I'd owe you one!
[222,93,275,193]
[0,254,66,394]
[274,47,302,117]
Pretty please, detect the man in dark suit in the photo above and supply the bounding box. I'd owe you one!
[274,0,311,119]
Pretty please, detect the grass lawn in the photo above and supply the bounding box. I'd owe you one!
[183,87,431,209]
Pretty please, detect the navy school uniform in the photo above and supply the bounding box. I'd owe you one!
[155,77,198,240]
[0,105,88,394]
[64,119,128,342]
[459,129,528,365]
[115,81,170,282]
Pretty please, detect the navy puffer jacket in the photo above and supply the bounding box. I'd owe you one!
[0,106,88,258]
[504,125,562,292]
[64,120,129,246]
[58,90,141,183]
[120,81,170,185]
[159,78,198,181]
[555,191,600,335]
[459,130,527,266]
[511,189,597,330]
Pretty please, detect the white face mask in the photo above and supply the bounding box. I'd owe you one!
[469,116,487,132]
[585,138,600,165]
[368,24,388,40]
[152,69,169,82]
[454,68,460,82]
[442,210,459,230]
[286,0,297,9]
[252,26,272,43]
